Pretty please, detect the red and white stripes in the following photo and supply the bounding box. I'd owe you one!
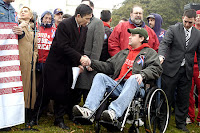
[0,22,23,95]
[0,22,25,129]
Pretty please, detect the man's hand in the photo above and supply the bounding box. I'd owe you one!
[86,66,93,71]
[159,55,165,64]
[12,26,23,35]
[80,55,91,66]
[78,65,84,74]
[134,74,143,85]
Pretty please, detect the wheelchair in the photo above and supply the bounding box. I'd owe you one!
[73,69,169,133]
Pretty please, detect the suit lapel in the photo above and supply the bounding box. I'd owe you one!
[71,17,80,38]
[187,27,196,49]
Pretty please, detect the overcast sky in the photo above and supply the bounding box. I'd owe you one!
[13,0,125,18]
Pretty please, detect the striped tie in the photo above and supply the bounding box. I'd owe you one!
[185,30,190,47]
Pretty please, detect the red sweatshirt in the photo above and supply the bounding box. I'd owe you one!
[194,24,200,66]
[115,43,150,81]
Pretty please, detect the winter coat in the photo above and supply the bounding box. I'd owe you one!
[75,16,104,90]
[108,19,159,56]
[42,16,88,102]
[0,0,24,39]
[0,0,16,22]
[100,21,112,61]
[18,21,38,109]
[91,46,162,81]
[147,13,166,43]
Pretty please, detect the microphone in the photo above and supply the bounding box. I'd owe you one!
[32,11,38,24]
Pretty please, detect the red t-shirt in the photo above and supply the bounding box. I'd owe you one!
[37,26,56,63]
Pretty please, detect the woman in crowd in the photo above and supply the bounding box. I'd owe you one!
[18,6,38,111]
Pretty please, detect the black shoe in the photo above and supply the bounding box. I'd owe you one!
[26,120,37,127]
[54,122,70,130]
[176,126,190,133]
[0,127,11,131]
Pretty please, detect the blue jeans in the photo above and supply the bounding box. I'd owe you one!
[84,73,144,118]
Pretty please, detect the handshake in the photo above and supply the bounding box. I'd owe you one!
[80,55,91,66]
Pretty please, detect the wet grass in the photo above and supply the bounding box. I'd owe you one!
[3,110,200,133]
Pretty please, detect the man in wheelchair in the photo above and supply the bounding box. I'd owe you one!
[73,27,162,125]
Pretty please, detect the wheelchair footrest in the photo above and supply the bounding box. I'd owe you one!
[99,120,122,131]
[73,116,93,125]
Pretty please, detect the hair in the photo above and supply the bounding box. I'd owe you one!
[183,9,196,18]
[81,0,94,8]
[130,5,143,13]
[139,34,148,43]
[75,4,93,17]
[20,6,33,21]
[100,10,111,22]
[63,14,72,19]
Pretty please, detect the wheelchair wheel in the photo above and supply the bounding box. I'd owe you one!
[144,87,169,133]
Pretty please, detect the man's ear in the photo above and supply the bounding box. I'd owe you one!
[140,36,145,42]
[76,14,81,18]
[109,18,112,22]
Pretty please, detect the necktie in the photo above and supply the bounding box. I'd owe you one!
[185,30,190,47]
[181,29,190,66]
[78,26,80,33]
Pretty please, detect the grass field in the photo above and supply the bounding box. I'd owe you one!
[4,111,200,133]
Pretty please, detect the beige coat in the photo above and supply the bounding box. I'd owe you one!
[18,21,38,109]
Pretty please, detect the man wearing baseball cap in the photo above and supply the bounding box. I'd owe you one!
[73,27,162,124]
[53,8,63,28]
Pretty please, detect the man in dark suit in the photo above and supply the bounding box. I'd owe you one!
[29,4,92,130]
[158,9,200,132]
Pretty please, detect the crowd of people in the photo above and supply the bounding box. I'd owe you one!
[0,0,200,132]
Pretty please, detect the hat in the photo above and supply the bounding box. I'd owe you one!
[128,27,149,42]
[196,10,200,15]
[53,8,63,15]
[147,14,155,19]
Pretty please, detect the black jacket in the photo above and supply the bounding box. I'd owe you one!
[100,25,112,61]
[42,16,88,102]
[158,23,200,80]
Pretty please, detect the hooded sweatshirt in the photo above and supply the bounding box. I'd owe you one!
[37,11,56,63]
[115,43,151,81]
[147,13,166,43]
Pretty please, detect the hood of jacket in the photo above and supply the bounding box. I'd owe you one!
[40,11,54,28]
[147,13,163,35]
